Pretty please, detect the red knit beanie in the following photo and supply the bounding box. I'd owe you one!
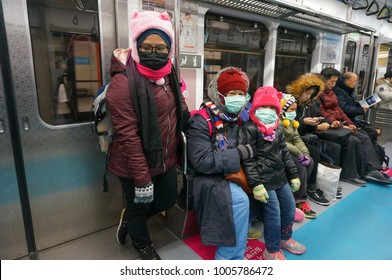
[217,69,247,95]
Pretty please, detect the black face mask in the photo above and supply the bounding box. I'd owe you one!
[138,51,169,70]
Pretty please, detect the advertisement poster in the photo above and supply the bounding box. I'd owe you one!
[321,33,342,63]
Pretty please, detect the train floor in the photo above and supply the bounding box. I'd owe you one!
[19,139,392,260]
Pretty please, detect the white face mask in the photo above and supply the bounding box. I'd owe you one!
[284,111,297,121]
[255,108,278,124]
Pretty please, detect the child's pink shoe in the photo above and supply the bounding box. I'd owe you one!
[294,207,305,222]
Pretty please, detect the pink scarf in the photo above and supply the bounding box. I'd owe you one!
[136,60,172,81]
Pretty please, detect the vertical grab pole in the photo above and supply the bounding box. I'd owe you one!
[173,0,181,79]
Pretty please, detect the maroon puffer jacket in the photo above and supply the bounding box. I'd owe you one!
[106,49,188,187]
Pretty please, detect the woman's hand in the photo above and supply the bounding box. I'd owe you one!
[316,122,330,131]
[303,117,319,126]
[330,120,341,128]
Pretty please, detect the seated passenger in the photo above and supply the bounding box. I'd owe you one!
[319,68,391,186]
[280,94,325,219]
[374,71,392,110]
[186,67,253,260]
[239,86,306,260]
[334,71,378,142]
[285,73,345,194]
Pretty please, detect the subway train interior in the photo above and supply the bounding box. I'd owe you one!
[1,0,392,260]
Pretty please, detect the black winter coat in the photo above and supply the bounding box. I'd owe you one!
[238,123,298,190]
[334,78,365,125]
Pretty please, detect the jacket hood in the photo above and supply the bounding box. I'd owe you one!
[376,77,386,86]
[207,66,248,114]
[286,73,325,103]
[110,48,131,77]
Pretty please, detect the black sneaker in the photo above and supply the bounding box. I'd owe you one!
[135,243,161,260]
[116,208,128,245]
[307,189,331,206]
[336,190,343,199]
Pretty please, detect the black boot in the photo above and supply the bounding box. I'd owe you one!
[135,244,161,260]
[116,209,128,245]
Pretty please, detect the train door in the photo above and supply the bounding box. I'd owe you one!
[0,0,124,259]
[343,33,373,97]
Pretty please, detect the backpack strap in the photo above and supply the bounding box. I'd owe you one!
[191,107,214,137]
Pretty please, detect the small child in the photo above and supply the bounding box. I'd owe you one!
[239,86,306,260]
[280,94,317,219]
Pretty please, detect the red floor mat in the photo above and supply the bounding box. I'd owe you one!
[381,167,392,178]
[183,234,266,260]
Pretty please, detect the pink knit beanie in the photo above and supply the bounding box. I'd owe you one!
[130,10,175,63]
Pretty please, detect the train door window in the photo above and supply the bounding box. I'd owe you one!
[204,14,267,99]
[344,40,357,72]
[27,0,101,126]
[274,28,314,92]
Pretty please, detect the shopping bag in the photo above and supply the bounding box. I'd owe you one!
[317,162,342,201]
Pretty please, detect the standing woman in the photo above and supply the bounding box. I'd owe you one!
[106,10,189,260]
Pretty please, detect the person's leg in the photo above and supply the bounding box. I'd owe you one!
[147,165,178,218]
[290,155,308,203]
[215,182,249,260]
[320,140,341,165]
[353,131,382,172]
[120,178,152,249]
[278,183,306,255]
[339,136,363,179]
[306,144,319,192]
[360,126,378,142]
[262,189,281,253]
[277,183,296,241]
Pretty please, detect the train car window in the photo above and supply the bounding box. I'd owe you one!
[344,40,357,72]
[274,28,314,92]
[204,14,267,99]
[26,0,101,126]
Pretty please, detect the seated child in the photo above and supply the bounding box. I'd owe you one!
[280,94,317,219]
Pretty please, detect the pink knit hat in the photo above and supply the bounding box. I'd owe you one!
[130,10,175,63]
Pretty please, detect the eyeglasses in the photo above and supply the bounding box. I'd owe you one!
[139,44,169,54]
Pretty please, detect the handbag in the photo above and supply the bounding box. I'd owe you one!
[317,162,342,201]
[225,166,252,194]
[300,133,318,144]
[315,127,352,143]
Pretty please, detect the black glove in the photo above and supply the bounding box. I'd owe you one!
[237,143,255,160]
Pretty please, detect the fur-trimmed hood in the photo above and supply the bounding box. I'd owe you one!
[286,73,325,104]
[376,77,386,86]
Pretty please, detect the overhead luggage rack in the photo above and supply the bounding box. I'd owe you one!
[197,0,375,34]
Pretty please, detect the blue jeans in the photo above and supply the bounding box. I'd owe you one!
[215,182,249,260]
[262,183,295,253]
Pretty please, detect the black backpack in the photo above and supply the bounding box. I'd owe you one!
[373,142,390,170]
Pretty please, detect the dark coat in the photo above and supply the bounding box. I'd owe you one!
[186,110,243,246]
[238,124,298,190]
[106,49,188,187]
[295,100,322,135]
[334,78,365,125]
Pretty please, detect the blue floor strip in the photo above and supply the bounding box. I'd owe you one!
[286,183,392,260]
